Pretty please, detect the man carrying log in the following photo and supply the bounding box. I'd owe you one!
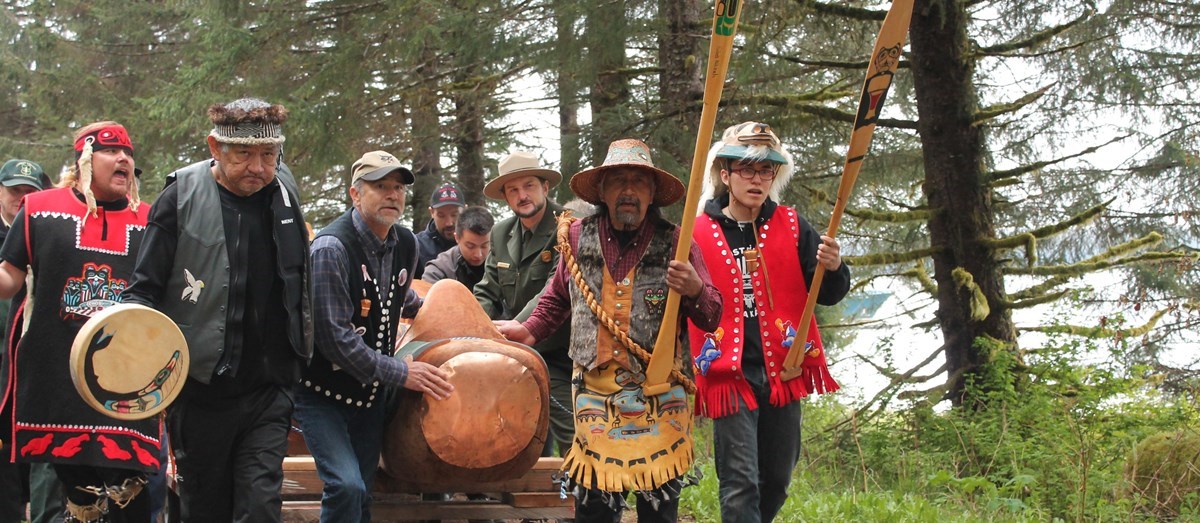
[295,150,453,523]
[497,139,721,523]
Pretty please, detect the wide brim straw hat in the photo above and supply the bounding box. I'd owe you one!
[483,151,562,200]
[569,138,685,206]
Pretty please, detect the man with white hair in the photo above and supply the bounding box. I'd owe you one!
[296,150,453,523]
[125,98,312,522]
[688,122,850,523]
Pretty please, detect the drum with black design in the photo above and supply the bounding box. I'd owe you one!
[69,303,189,420]
[380,279,550,487]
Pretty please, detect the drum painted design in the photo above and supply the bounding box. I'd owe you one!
[69,303,189,420]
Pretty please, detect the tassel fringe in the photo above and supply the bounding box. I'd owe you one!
[801,361,841,395]
[561,441,694,494]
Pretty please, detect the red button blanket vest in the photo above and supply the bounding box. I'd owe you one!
[3,188,159,472]
[687,206,838,419]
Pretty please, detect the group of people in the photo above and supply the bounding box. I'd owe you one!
[0,94,850,523]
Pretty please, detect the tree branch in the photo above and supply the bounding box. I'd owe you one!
[1020,308,1168,338]
[975,7,1095,56]
[792,0,887,21]
[974,84,1054,124]
[989,134,1133,184]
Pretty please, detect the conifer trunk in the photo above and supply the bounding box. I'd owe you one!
[909,0,1019,406]
[411,44,442,230]
[556,0,583,181]
[655,0,704,175]
[453,70,487,207]
[585,0,630,164]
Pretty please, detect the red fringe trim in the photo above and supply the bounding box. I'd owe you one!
[768,375,809,407]
[694,381,757,419]
[800,362,841,395]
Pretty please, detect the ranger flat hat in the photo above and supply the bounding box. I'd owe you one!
[483,151,562,200]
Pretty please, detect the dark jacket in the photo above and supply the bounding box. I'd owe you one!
[414,219,455,280]
[421,245,485,289]
[126,161,313,386]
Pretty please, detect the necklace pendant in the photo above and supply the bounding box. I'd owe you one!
[744,249,760,273]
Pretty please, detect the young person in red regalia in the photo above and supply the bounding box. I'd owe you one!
[687,122,850,523]
[0,122,157,522]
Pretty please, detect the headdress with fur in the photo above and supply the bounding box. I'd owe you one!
[700,121,795,209]
[208,98,288,145]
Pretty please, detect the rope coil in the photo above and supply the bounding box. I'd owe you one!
[555,212,695,394]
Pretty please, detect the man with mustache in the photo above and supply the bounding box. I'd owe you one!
[496,139,722,523]
[414,182,465,280]
[0,122,157,522]
[688,122,849,523]
[124,98,311,522]
[474,150,575,460]
[295,151,453,523]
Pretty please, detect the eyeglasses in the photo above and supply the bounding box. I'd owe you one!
[732,167,777,181]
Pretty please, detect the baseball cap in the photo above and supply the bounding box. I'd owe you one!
[0,159,48,190]
[351,151,414,185]
[430,183,465,208]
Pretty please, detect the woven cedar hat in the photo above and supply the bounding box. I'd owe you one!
[483,151,562,200]
[569,139,685,206]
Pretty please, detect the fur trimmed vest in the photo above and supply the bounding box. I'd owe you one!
[567,215,676,371]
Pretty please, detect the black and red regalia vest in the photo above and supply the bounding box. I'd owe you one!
[6,187,159,472]
[687,205,838,419]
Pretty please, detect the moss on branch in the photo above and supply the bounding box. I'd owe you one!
[953,268,991,321]
[1021,308,1168,338]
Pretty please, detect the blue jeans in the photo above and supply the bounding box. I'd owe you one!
[712,394,802,523]
[292,385,391,523]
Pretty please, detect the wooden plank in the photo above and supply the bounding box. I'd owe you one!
[281,457,323,500]
[285,499,575,522]
[375,457,565,494]
[283,456,316,471]
[281,455,574,520]
[370,500,574,521]
[504,491,571,508]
